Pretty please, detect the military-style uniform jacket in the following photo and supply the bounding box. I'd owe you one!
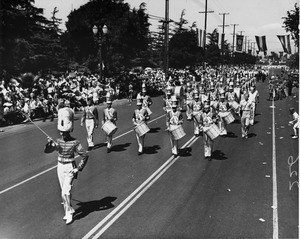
[133,108,149,125]
[81,105,99,126]
[103,107,117,125]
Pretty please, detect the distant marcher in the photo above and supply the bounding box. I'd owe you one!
[289,108,299,139]
[81,98,99,150]
[102,97,117,153]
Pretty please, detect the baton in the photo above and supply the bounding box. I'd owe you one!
[19,110,52,138]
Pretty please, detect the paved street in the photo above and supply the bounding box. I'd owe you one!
[0,77,298,239]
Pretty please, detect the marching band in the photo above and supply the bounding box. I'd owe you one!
[43,66,299,226]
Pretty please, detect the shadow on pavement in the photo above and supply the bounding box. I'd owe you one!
[248,133,257,138]
[233,119,240,124]
[179,147,192,157]
[74,196,117,220]
[226,131,238,138]
[149,127,161,133]
[92,143,107,150]
[143,145,160,154]
[211,150,227,160]
[111,142,131,152]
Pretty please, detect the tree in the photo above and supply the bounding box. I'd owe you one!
[282,3,299,69]
[206,29,221,65]
[282,3,299,47]
[169,29,199,68]
[0,1,68,76]
[64,0,151,76]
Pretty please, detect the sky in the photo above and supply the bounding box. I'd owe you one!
[34,0,298,54]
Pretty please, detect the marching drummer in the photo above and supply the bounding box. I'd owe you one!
[239,92,253,138]
[225,86,239,114]
[132,100,150,155]
[185,83,194,121]
[215,94,231,137]
[200,103,217,160]
[45,109,88,225]
[138,87,153,116]
[166,97,184,157]
[81,97,99,150]
[163,86,173,114]
[248,85,259,126]
[189,91,203,137]
[208,84,218,108]
[102,96,118,153]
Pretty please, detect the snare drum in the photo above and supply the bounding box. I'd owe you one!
[230,101,239,111]
[134,122,150,137]
[169,125,186,140]
[102,121,117,136]
[203,124,220,140]
[222,112,235,124]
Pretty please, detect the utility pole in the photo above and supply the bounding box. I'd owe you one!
[164,0,169,80]
[199,0,214,69]
[247,39,251,53]
[244,36,248,52]
[218,13,229,65]
[231,24,239,52]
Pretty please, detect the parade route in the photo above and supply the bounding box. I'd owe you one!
[0,79,298,239]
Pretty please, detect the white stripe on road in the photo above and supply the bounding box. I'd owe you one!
[0,166,57,195]
[0,114,166,196]
[112,114,165,141]
[83,136,198,239]
[272,99,279,239]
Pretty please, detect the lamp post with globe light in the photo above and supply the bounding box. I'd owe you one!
[92,24,108,82]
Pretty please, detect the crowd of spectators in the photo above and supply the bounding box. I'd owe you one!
[0,66,298,127]
[0,70,167,126]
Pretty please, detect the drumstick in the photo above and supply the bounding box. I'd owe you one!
[19,110,52,138]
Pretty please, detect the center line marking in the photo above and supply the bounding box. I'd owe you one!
[83,136,198,239]
[271,99,279,239]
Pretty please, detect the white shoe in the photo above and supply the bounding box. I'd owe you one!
[65,213,73,225]
[292,135,298,139]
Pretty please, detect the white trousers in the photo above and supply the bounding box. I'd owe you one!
[57,162,75,214]
[85,119,95,147]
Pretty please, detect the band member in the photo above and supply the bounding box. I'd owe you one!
[226,86,239,114]
[190,91,203,136]
[216,94,231,136]
[132,100,150,155]
[208,84,218,108]
[137,87,153,116]
[81,97,99,150]
[200,103,217,160]
[128,82,133,103]
[289,108,299,139]
[102,97,118,152]
[248,85,259,126]
[166,97,184,156]
[45,109,88,225]
[239,92,252,138]
[163,86,173,114]
[185,83,194,121]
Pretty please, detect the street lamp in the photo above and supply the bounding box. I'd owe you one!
[93,24,108,82]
